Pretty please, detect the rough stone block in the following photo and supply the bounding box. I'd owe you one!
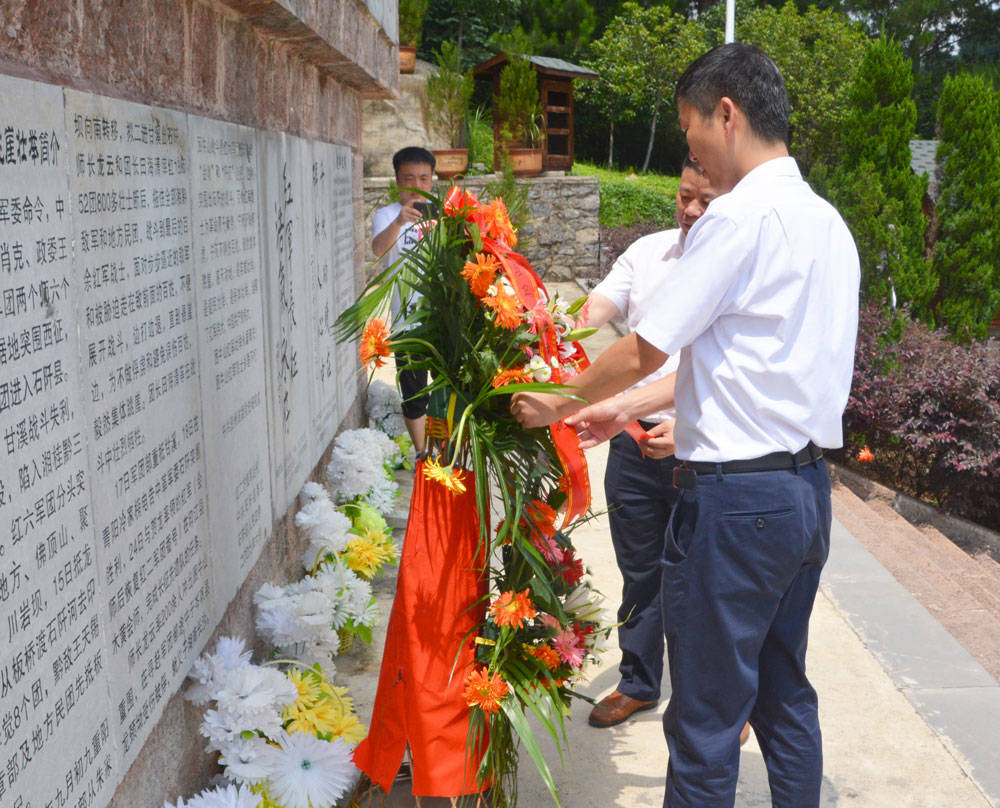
[0,0,81,77]
[188,0,221,111]
[146,0,187,103]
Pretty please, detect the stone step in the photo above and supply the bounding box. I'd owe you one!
[832,482,1000,681]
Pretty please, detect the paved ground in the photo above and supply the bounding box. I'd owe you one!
[349,292,1000,807]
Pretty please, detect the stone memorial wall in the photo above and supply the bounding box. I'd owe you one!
[0,72,357,808]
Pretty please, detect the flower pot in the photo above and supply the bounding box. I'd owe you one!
[432,148,469,179]
[507,147,543,177]
[399,45,417,74]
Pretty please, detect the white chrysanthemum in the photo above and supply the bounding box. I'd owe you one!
[365,381,406,437]
[219,736,273,786]
[186,637,253,705]
[341,577,375,626]
[295,498,351,541]
[167,784,262,808]
[326,445,383,502]
[300,481,328,503]
[336,428,399,464]
[215,665,298,720]
[262,731,356,808]
[164,796,189,808]
[291,639,341,670]
[200,707,244,750]
[365,474,399,517]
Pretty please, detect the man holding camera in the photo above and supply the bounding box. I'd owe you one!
[371,146,437,456]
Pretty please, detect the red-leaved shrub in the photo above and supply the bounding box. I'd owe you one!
[836,304,1000,529]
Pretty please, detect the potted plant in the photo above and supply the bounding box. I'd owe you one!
[496,53,544,176]
[398,0,428,73]
[426,41,475,178]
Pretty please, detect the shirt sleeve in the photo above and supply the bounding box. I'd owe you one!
[634,212,750,356]
[371,205,395,241]
[591,247,636,319]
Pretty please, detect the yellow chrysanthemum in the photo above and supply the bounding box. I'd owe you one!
[285,667,324,709]
[344,532,398,580]
[285,682,368,743]
[422,456,468,494]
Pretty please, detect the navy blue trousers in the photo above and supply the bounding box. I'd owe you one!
[604,430,681,702]
[661,459,831,808]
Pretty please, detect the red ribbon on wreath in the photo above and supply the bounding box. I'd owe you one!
[481,234,592,528]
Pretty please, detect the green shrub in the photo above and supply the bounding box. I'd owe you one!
[466,105,494,169]
[932,73,1000,340]
[836,303,1000,527]
[812,35,934,318]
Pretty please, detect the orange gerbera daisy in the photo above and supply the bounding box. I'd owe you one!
[857,446,874,463]
[489,588,538,628]
[463,667,509,714]
[491,366,530,389]
[462,253,500,297]
[524,643,561,671]
[359,318,391,368]
[480,198,517,247]
[520,499,558,539]
[482,286,522,330]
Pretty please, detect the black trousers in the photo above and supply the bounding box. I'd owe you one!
[604,428,682,702]
[395,353,428,419]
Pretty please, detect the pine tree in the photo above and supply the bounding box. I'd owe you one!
[814,35,935,318]
[932,73,1000,340]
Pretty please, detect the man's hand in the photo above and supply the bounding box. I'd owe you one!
[639,420,675,459]
[396,199,423,226]
[565,398,634,448]
[510,391,572,429]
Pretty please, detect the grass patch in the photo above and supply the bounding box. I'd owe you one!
[572,161,679,228]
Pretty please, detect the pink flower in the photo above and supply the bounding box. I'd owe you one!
[533,535,565,565]
[551,629,585,668]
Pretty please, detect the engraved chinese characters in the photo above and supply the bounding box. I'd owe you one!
[0,77,119,808]
[303,141,354,455]
[66,90,214,768]
[190,119,272,606]
[0,73,357,808]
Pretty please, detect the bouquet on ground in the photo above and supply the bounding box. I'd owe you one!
[337,185,610,806]
[254,482,397,668]
[179,636,365,808]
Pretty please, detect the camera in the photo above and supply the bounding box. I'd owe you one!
[413,201,438,219]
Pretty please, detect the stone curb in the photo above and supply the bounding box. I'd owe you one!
[829,462,1000,561]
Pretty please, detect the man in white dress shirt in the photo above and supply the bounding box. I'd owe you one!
[371,147,436,455]
[512,44,859,808]
[583,157,718,729]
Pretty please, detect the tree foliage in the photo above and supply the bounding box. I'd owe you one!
[812,35,934,316]
[931,72,1000,340]
[581,2,706,172]
[737,3,867,174]
[426,41,475,148]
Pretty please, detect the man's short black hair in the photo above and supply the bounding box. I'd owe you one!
[675,43,790,146]
[682,154,705,174]
[392,146,435,174]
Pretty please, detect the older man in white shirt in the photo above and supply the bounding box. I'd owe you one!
[513,43,859,808]
[583,157,718,729]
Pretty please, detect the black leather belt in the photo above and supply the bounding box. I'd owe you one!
[672,443,823,490]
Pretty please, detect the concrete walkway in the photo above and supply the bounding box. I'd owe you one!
[354,294,1000,807]
[512,437,1000,808]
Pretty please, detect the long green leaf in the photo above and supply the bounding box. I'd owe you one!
[500,697,562,807]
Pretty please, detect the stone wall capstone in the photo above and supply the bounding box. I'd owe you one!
[363,174,600,281]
